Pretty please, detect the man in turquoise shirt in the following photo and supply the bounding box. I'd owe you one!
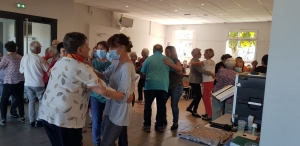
[141,44,172,133]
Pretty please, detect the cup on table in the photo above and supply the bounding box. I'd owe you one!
[238,120,246,134]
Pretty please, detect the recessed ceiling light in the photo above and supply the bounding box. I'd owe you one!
[202,4,204,5]
[175,10,178,11]
[126,5,128,7]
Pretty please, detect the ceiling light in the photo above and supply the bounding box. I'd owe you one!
[220,14,222,15]
[175,10,178,11]
[202,4,204,5]
[126,5,128,7]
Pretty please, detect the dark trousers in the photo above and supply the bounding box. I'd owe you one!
[101,116,128,146]
[0,83,18,115]
[143,90,167,127]
[1,81,25,119]
[10,96,18,115]
[188,83,202,113]
[42,120,82,146]
[137,79,145,101]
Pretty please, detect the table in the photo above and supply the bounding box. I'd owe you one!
[162,114,258,146]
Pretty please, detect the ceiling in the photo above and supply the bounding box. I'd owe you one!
[74,0,273,25]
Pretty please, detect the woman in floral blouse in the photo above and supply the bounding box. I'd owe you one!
[212,58,237,120]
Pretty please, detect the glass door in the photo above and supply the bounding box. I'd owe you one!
[23,19,51,56]
[0,10,57,56]
[0,18,16,56]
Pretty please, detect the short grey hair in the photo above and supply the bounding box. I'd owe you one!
[30,41,41,53]
[129,52,137,58]
[225,58,236,69]
[142,48,149,56]
[48,45,58,55]
[191,48,201,58]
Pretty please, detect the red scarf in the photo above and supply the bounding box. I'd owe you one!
[66,54,85,63]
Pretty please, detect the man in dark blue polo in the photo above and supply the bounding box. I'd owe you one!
[141,44,172,133]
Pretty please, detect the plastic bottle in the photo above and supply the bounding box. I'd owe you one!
[251,123,257,135]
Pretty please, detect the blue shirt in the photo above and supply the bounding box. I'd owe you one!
[90,59,111,103]
[141,51,172,92]
[103,61,136,126]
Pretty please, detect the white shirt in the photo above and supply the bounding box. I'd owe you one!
[202,59,215,82]
[20,53,49,87]
[38,57,99,128]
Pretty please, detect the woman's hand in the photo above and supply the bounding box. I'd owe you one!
[163,58,172,66]
[210,72,215,78]
[251,60,258,67]
[126,94,133,103]
[88,79,107,95]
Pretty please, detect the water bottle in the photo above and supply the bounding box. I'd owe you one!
[251,123,257,136]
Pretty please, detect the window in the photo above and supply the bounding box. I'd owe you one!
[226,31,257,62]
[173,30,194,62]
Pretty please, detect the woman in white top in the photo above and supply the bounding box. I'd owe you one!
[90,33,136,146]
[39,32,104,146]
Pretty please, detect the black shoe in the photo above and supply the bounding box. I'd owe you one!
[202,116,212,121]
[10,114,19,118]
[192,113,201,118]
[142,126,151,133]
[0,118,6,126]
[202,113,208,118]
[17,117,25,123]
[163,120,168,127]
[186,107,193,113]
[30,122,35,127]
[155,126,164,133]
[170,123,178,130]
[35,121,43,127]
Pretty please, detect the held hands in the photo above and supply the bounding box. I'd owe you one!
[210,72,215,78]
[163,58,172,66]
[88,79,107,95]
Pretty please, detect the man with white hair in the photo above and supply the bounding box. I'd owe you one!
[20,41,49,127]
[136,48,149,103]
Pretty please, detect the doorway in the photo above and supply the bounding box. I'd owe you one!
[0,10,57,56]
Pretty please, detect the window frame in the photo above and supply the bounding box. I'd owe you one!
[226,30,258,62]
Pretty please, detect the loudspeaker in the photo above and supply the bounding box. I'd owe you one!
[88,6,93,14]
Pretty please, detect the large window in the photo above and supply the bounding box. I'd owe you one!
[173,30,194,62]
[225,31,257,62]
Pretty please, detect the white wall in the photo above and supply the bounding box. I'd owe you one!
[73,3,112,38]
[166,23,271,64]
[260,0,300,145]
[89,12,166,56]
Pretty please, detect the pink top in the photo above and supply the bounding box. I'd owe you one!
[0,53,24,84]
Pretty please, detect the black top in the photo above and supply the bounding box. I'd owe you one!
[255,66,267,73]
[169,58,183,89]
[215,61,225,74]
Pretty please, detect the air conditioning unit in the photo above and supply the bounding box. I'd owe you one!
[119,14,133,31]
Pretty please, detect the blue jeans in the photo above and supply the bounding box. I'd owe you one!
[91,96,106,145]
[167,84,183,123]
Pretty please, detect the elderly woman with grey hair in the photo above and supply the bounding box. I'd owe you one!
[136,48,149,103]
[212,58,238,120]
[186,48,214,118]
